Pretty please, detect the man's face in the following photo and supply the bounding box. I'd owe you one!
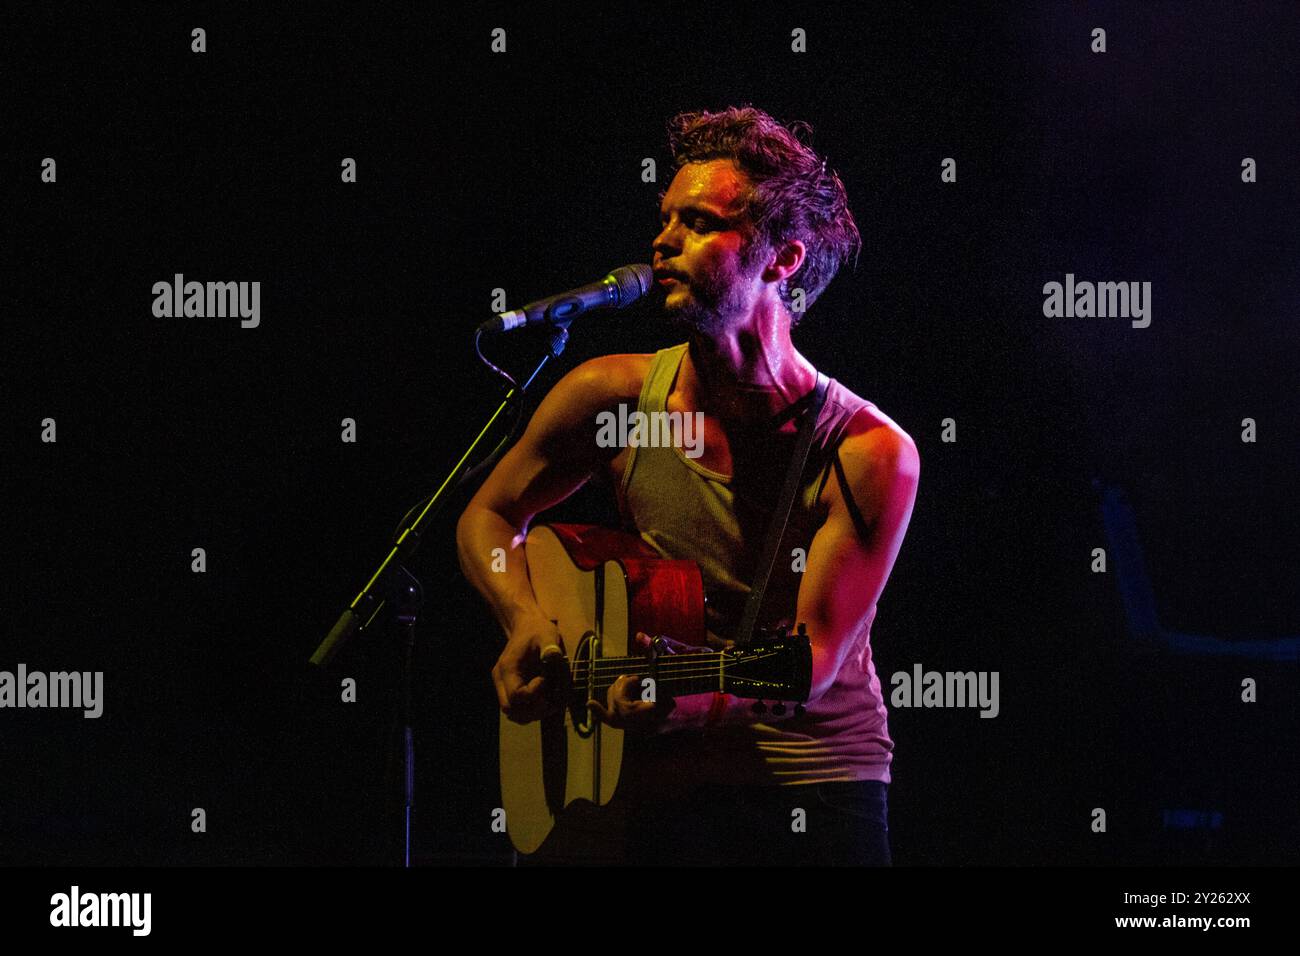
[652,159,769,334]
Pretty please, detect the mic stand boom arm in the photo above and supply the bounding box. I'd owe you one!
[309,321,571,668]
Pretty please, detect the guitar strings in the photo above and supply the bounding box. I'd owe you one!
[569,650,782,675]
[571,652,783,672]
[569,652,787,684]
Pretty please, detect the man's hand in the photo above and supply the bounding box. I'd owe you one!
[585,632,680,732]
[492,612,568,724]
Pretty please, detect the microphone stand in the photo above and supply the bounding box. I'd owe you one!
[309,319,571,866]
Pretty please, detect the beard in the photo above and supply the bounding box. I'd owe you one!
[662,242,768,336]
[664,289,732,337]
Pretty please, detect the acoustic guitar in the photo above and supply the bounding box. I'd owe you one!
[499,523,812,854]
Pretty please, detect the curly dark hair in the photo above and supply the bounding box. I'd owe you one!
[665,105,861,321]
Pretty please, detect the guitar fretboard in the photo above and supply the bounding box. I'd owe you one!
[568,647,800,701]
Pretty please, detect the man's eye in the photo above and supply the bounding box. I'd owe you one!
[657,215,712,232]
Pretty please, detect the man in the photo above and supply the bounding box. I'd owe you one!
[457,106,919,865]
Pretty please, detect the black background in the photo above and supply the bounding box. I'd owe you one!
[4,1,1297,866]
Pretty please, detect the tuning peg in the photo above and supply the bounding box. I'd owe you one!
[794,703,806,717]
[772,702,787,716]
[751,700,767,715]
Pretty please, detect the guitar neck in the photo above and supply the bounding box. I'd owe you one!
[570,645,805,703]
[573,652,726,698]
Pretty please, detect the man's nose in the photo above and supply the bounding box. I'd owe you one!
[653,224,680,257]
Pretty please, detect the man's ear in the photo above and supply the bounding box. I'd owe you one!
[762,238,806,284]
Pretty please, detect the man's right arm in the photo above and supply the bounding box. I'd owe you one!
[455,355,641,723]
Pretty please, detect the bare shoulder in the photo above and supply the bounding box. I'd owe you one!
[559,353,653,407]
[527,353,653,443]
[840,401,920,471]
[824,391,920,529]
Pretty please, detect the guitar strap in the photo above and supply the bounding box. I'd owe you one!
[733,371,830,646]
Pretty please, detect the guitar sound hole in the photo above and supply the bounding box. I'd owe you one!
[569,631,597,736]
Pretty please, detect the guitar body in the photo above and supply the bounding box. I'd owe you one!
[499,524,706,855]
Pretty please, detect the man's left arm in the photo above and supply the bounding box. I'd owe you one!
[794,418,920,704]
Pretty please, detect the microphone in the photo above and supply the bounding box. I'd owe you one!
[478,264,654,333]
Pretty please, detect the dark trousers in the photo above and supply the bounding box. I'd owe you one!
[517,780,891,867]
[623,780,891,866]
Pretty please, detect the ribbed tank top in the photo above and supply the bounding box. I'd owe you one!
[618,343,894,786]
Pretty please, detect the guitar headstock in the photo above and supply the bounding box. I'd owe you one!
[721,624,812,703]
